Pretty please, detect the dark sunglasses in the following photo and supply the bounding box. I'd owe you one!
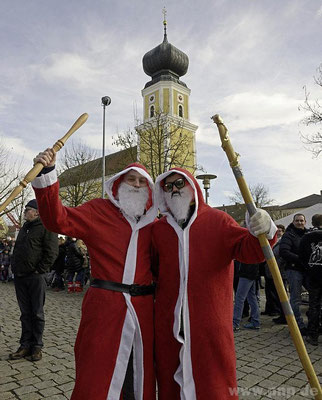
[163,178,186,193]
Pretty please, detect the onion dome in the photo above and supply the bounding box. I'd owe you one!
[142,16,189,88]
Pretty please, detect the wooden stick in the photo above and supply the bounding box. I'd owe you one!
[0,113,89,214]
[211,114,322,400]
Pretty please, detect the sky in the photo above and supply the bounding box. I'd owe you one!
[1,0,322,207]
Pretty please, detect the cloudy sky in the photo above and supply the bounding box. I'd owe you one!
[1,0,321,207]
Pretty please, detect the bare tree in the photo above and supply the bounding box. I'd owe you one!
[0,140,30,218]
[299,64,322,157]
[57,141,100,207]
[229,183,275,208]
[113,111,202,181]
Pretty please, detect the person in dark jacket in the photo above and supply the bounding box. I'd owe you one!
[233,262,261,331]
[299,214,322,346]
[279,213,308,335]
[263,224,288,324]
[51,237,67,291]
[0,248,11,282]
[9,199,58,362]
[65,237,85,292]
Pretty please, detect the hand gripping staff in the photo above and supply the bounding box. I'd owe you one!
[211,114,322,400]
[0,113,89,215]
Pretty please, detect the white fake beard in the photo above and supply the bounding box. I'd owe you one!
[164,185,194,222]
[118,182,149,219]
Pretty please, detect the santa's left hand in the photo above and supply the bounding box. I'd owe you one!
[247,209,277,239]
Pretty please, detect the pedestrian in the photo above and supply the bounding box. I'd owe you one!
[152,169,277,400]
[262,224,288,324]
[51,236,67,291]
[299,214,322,346]
[65,237,85,293]
[279,214,308,335]
[9,199,58,362]
[0,248,11,282]
[233,262,261,331]
[32,148,157,400]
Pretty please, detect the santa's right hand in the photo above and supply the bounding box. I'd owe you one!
[34,148,56,167]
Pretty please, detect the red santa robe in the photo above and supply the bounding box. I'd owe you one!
[152,168,276,400]
[32,164,157,400]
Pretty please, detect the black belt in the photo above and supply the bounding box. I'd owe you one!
[90,279,155,297]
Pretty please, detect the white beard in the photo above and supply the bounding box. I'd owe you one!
[164,185,194,222]
[118,182,149,220]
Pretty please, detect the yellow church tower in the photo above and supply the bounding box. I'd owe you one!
[136,10,198,180]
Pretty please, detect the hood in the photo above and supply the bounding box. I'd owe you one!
[154,167,207,216]
[104,162,155,215]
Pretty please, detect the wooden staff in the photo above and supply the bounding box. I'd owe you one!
[0,113,89,215]
[211,114,322,400]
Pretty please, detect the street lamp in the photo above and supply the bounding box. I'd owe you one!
[196,174,217,205]
[101,96,111,198]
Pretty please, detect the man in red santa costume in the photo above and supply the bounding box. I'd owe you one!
[152,168,277,400]
[32,148,157,400]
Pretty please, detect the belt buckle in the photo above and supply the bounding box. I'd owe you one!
[129,284,140,296]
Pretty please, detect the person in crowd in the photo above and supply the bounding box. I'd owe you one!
[51,236,67,291]
[299,214,322,346]
[233,261,261,331]
[263,224,288,324]
[65,237,85,293]
[9,199,58,362]
[0,247,11,283]
[152,168,277,400]
[280,214,308,335]
[233,260,250,318]
[77,239,90,287]
[32,148,157,400]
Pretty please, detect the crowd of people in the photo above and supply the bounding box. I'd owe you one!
[1,145,321,399]
[233,213,322,348]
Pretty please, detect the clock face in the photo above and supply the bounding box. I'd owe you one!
[178,94,183,103]
[149,95,155,103]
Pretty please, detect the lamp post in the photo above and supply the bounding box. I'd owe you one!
[101,96,111,198]
[196,174,217,204]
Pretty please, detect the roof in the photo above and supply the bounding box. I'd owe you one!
[274,203,322,228]
[279,193,322,209]
[59,147,137,188]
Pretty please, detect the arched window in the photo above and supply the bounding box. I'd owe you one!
[178,104,183,118]
[150,105,155,118]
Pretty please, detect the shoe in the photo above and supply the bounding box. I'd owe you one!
[233,326,240,332]
[300,327,308,336]
[243,322,260,330]
[269,312,280,317]
[25,348,42,362]
[9,347,31,360]
[272,316,287,325]
[306,336,318,346]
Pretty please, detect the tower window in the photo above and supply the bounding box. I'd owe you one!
[150,105,155,118]
[178,105,183,118]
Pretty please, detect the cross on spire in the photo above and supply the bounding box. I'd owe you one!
[162,7,167,38]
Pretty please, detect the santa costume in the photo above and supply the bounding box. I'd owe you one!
[32,164,157,400]
[152,168,276,400]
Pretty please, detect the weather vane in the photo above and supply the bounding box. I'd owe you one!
[162,6,167,37]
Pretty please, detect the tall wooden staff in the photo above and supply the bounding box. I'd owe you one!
[0,113,89,215]
[211,114,322,400]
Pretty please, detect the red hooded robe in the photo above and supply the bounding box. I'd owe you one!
[152,168,276,400]
[32,163,157,400]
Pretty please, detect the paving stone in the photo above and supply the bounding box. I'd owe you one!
[1,282,321,399]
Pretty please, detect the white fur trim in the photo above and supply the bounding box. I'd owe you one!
[32,169,58,188]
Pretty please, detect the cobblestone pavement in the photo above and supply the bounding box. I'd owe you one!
[0,282,321,399]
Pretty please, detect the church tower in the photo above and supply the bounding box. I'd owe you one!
[136,10,198,179]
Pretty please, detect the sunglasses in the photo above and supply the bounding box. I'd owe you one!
[163,178,186,193]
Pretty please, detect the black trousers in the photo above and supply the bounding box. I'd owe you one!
[307,279,322,339]
[122,349,135,400]
[14,273,46,349]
